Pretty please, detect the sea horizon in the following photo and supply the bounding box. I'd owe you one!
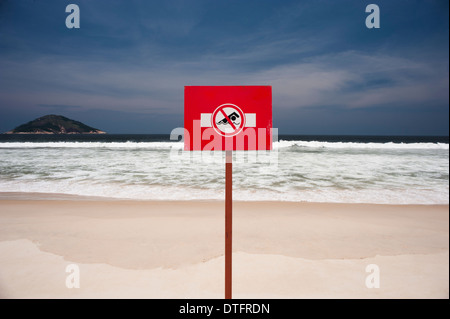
[0,132,450,143]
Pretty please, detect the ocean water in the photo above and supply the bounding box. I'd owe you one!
[0,134,448,204]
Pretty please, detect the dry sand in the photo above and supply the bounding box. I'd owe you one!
[0,197,448,298]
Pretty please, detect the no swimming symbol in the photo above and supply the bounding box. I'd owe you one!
[212,104,246,137]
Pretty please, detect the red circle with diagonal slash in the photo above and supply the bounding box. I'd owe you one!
[211,103,246,137]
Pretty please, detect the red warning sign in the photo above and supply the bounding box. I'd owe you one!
[184,86,272,151]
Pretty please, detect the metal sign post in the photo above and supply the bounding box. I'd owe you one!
[225,150,233,299]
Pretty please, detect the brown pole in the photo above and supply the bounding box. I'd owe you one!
[225,150,232,299]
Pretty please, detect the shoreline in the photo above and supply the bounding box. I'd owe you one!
[0,191,448,206]
[0,198,448,298]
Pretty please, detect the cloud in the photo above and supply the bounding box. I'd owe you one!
[1,47,447,118]
[37,104,82,110]
[245,51,449,110]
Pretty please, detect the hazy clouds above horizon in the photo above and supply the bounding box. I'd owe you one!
[0,0,448,134]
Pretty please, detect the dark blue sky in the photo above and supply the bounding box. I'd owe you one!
[0,0,448,135]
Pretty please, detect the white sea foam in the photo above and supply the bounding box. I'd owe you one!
[0,140,447,150]
[0,141,183,149]
[274,140,449,150]
[0,179,447,204]
[0,139,448,204]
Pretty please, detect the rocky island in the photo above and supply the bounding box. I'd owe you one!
[4,115,106,134]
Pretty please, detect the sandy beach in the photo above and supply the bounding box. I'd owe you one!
[0,195,448,299]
